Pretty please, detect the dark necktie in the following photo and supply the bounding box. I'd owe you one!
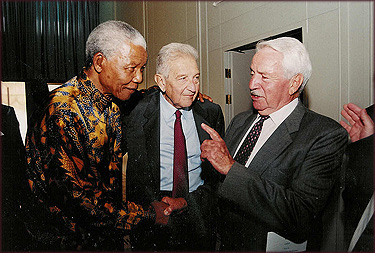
[172,110,188,198]
[235,115,270,166]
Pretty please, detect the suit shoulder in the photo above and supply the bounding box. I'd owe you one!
[124,89,159,120]
[232,110,253,122]
[195,99,222,111]
[303,109,346,133]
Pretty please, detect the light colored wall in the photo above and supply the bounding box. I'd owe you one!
[107,1,373,122]
[144,1,199,89]
[204,1,373,121]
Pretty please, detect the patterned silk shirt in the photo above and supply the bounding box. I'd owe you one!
[24,71,153,250]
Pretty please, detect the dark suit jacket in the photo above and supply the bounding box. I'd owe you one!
[342,104,374,251]
[218,101,348,251]
[123,89,225,250]
[1,105,33,251]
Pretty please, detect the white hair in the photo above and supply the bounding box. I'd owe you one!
[156,42,199,78]
[85,20,147,67]
[256,37,312,92]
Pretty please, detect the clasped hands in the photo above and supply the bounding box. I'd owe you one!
[151,122,233,225]
[151,197,187,225]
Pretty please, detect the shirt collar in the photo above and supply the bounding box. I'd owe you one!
[160,93,192,121]
[160,93,180,121]
[260,98,299,126]
[78,70,113,112]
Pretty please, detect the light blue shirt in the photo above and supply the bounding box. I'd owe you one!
[159,93,204,192]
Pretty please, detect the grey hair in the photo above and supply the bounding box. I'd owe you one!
[256,37,312,92]
[85,20,147,68]
[156,42,199,78]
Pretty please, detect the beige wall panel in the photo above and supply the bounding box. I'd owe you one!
[208,49,225,112]
[187,1,198,40]
[207,2,221,29]
[200,50,209,95]
[146,50,157,89]
[347,1,373,108]
[146,0,154,45]
[220,1,267,24]
[306,10,340,120]
[208,25,221,52]
[339,2,350,108]
[186,36,199,51]
[220,1,306,49]
[115,1,145,35]
[306,1,339,18]
[148,1,187,45]
[198,2,209,96]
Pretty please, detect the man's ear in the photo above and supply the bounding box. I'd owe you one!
[92,52,105,73]
[154,74,166,93]
[288,73,304,95]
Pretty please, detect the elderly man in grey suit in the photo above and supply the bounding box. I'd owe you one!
[200,37,347,251]
[124,42,224,251]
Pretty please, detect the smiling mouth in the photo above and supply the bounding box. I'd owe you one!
[123,87,137,91]
[250,90,262,98]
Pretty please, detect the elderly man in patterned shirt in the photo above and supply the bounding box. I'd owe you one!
[23,20,169,251]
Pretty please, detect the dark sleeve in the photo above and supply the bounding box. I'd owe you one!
[188,103,225,212]
[343,134,374,200]
[1,105,26,175]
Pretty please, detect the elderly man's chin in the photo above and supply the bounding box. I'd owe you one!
[117,89,135,101]
[252,100,267,112]
[183,96,196,107]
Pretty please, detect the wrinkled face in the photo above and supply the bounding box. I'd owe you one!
[98,42,147,101]
[249,47,292,115]
[158,55,200,109]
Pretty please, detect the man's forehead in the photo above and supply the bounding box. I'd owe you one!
[252,48,282,71]
[169,56,199,72]
[117,43,148,63]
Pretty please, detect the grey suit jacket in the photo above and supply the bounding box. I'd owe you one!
[218,101,348,251]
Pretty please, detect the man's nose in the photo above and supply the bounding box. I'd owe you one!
[187,78,197,92]
[133,69,143,84]
[249,74,259,89]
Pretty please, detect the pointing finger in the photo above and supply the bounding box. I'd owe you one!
[201,123,222,141]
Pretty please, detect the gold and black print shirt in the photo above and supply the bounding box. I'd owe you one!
[24,71,152,250]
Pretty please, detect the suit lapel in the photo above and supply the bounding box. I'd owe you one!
[249,102,306,175]
[192,102,210,143]
[143,93,161,189]
[228,113,257,157]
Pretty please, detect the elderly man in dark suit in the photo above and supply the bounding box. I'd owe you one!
[340,103,374,251]
[1,104,32,251]
[200,37,348,251]
[124,42,225,251]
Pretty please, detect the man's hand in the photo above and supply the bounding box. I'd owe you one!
[150,201,170,225]
[340,103,374,142]
[161,197,187,216]
[200,123,235,175]
[197,92,213,103]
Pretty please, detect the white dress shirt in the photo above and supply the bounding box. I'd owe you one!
[233,98,299,167]
[159,93,204,192]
